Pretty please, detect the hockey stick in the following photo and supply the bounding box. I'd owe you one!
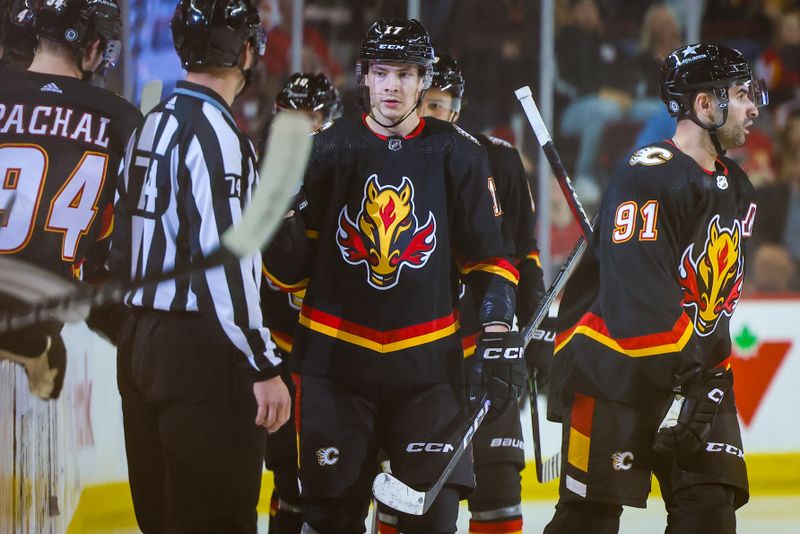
[139,79,163,114]
[372,395,492,516]
[0,111,313,334]
[515,85,597,483]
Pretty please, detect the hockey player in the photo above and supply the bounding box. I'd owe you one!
[414,54,551,534]
[260,71,341,534]
[263,18,526,534]
[0,0,35,69]
[110,0,290,531]
[0,0,139,400]
[544,44,767,533]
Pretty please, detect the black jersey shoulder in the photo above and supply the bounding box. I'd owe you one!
[1,68,141,135]
[476,133,520,169]
[610,141,703,198]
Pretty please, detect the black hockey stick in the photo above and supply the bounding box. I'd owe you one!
[0,111,313,334]
[372,395,492,516]
[515,86,597,483]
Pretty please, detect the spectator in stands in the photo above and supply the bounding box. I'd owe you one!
[556,0,668,204]
[750,110,800,291]
[756,9,800,106]
[449,0,537,132]
[631,4,683,147]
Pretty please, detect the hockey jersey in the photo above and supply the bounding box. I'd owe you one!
[461,134,542,356]
[264,114,519,383]
[552,141,756,408]
[0,66,141,280]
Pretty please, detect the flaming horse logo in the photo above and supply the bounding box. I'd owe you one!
[337,175,436,290]
[678,215,744,336]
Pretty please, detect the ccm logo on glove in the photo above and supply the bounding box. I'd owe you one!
[483,347,523,359]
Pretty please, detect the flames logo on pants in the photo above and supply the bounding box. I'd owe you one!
[678,215,744,336]
[336,175,436,290]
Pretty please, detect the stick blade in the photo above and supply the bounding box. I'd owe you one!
[139,79,163,114]
[0,257,88,323]
[372,472,426,516]
[221,111,312,257]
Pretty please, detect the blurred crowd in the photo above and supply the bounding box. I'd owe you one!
[229,0,800,294]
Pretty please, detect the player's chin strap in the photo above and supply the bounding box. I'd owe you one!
[365,87,427,130]
[686,87,729,156]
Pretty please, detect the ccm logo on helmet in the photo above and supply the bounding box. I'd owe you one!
[484,347,522,360]
[406,442,454,453]
[377,44,406,51]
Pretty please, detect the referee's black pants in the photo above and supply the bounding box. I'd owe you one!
[117,308,265,534]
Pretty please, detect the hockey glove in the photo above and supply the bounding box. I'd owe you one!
[0,323,66,400]
[653,368,730,462]
[467,331,527,414]
[524,316,556,394]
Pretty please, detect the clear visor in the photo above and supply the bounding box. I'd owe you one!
[103,39,122,68]
[255,26,267,57]
[745,78,769,108]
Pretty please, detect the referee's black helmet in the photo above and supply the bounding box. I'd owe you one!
[171,0,266,70]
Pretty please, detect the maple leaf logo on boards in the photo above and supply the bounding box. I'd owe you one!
[730,325,791,427]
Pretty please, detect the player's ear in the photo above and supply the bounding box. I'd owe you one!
[82,38,103,73]
[241,41,255,70]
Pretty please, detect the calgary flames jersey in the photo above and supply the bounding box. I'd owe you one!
[0,66,141,280]
[264,114,519,383]
[460,134,542,357]
[552,141,756,407]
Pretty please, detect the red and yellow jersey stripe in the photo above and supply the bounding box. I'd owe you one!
[457,257,520,285]
[298,305,459,353]
[270,329,293,354]
[262,264,309,292]
[555,311,693,358]
[462,331,479,358]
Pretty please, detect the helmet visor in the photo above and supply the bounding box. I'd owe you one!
[745,78,769,108]
[103,39,122,68]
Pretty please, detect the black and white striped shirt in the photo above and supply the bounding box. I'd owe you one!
[111,81,279,377]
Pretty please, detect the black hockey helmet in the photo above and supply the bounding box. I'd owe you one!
[32,0,122,68]
[276,72,342,124]
[660,44,767,120]
[171,0,266,70]
[431,55,464,98]
[356,18,434,88]
[1,0,36,68]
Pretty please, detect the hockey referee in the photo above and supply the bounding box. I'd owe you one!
[109,0,290,532]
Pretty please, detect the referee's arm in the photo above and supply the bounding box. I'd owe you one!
[184,123,281,380]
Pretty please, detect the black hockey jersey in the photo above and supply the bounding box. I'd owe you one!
[553,141,756,407]
[461,134,542,356]
[264,114,519,383]
[260,272,303,355]
[0,66,141,280]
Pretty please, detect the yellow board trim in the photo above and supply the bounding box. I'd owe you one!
[554,319,694,358]
[67,453,800,532]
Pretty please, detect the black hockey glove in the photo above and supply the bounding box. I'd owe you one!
[653,368,730,462]
[0,323,66,400]
[524,316,556,394]
[467,331,527,414]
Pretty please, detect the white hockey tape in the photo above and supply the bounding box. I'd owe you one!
[515,85,552,146]
[372,472,426,516]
